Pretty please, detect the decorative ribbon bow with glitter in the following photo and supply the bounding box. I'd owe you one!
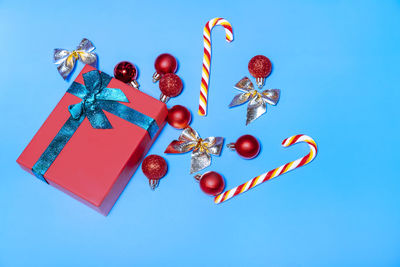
[54,38,97,79]
[67,70,128,129]
[229,77,280,125]
[165,126,224,174]
[32,70,158,183]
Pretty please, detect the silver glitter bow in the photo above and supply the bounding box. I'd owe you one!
[164,126,224,174]
[53,38,97,79]
[229,77,280,125]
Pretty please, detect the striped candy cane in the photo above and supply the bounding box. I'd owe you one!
[214,134,318,204]
[198,18,234,116]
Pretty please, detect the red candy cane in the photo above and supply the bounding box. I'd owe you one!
[214,134,318,204]
[198,18,233,116]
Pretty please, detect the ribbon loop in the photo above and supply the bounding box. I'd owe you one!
[68,102,84,120]
[261,89,280,106]
[234,76,254,92]
[67,82,88,99]
[179,126,200,143]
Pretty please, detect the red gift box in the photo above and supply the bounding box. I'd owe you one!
[17,65,168,215]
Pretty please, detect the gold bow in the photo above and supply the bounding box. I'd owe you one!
[229,77,280,125]
[165,126,224,174]
[53,38,97,79]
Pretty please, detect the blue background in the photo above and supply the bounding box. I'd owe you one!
[1,0,399,266]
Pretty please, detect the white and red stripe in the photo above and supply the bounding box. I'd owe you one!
[198,18,233,116]
[214,135,318,204]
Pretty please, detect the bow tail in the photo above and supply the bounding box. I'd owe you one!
[246,97,267,125]
[229,92,250,107]
[57,55,77,79]
[86,107,112,129]
[190,150,211,174]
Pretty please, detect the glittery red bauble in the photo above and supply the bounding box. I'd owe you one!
[235,135,260,159]
[114,61,138,83]
[154,53,178,75]
[167,105,191,129]
[248,55,272,78]
[142,155,168,180]
[199,171,225,196]
[159,73,183,97]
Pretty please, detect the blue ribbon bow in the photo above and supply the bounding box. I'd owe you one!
[67,70,128,128]
[32,70,159,183]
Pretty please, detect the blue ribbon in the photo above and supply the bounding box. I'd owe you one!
[32,70,159,183]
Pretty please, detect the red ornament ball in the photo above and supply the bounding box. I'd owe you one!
[199,171,225,196]
[248,55,272,78]
[235,135,260,159]
[159,73,183,97]
[167,105,191,129]
[154,53,178,75]
[114,61,138,83]
[142,155,168,180]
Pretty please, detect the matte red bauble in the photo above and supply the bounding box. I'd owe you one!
[159,73,183,102]
[167,105,191,129]
[153,53,178,82]
[248,55,272,89]
[228,134,260,159]
[142,155,168,190]
[195,171,225,196]
[114,61,139,88]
